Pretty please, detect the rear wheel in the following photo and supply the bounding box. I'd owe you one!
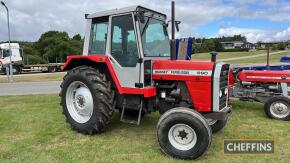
[264,96,290,121]
[48,66,57,73]
[60,66,115,134]
[157,107,212,160]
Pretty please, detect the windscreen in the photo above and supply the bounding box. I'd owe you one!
[3,49,10,58]
[140,17,170,57]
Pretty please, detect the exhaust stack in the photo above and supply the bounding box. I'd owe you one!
[170,1,176,60]
[210,52,218,62]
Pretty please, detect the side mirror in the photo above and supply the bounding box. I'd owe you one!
[175,21,181,32]
[136,10,145,23]
[163,22,169,27]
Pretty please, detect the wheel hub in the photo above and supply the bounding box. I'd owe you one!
[168,124,197,150]
[76,95,85,107]
[270,101,290,119]
[178,129,188,140]
[66,81,94,123]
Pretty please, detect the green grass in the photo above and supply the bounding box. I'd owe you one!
[1,94,290,162]
[191,50,290,64]
[230,51,290,64]
[0,72,65,83]
[191,50,270,61]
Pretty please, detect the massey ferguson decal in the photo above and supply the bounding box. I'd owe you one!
[153,69,212,76]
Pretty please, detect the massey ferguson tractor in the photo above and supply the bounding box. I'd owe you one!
[231,69,290,121]
[60,4,232,160]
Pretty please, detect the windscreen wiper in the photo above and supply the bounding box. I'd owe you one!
[141,14,154,36]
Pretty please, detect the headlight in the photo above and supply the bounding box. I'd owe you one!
[219,90,222,97]
[224,88,228,95]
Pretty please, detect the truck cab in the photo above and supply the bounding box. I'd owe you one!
[0,43,23,73]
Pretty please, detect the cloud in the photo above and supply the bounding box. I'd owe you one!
[274,27,290,41]
[0,0,290,42]
[218,26,290,43]
[0,0,238,41]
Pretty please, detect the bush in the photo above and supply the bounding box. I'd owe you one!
[222,48,249,52]
[24,55,47,64]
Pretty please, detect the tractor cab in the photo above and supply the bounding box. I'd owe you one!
[83,6,170,88]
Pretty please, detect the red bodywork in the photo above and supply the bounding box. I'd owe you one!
[238,70,290,83]
[63,55,216,112]
[153,60,214,112]
[63,55,156,97]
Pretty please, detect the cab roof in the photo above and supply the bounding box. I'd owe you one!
[87,5,166,20]
[0,43,20,49]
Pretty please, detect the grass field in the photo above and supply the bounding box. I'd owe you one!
[0,72,65,83]
[191,50,290,64]
[191,50,271,61]
[230,51,290,64]
[1,94,290,162]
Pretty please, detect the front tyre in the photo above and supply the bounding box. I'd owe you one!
[157,107,212,160]
[60,66,114,134]
[264,96,290,121]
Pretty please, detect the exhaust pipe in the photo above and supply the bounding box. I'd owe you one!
[170,1,176,60]
[171,1,175,41]
[210,51,217,62]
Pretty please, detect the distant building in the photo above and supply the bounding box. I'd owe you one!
[221,41,255,49]
[241,42,256,49]
[256,42,272,49]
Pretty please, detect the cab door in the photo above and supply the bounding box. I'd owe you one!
[107,13,142,88]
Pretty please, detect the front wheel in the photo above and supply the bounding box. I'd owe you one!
[264,96,290,121]
[157,107,212,160]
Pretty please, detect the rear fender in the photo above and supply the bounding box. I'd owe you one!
[62,55,156,97]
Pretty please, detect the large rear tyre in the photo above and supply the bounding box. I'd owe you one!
[157,107,212,160]
[206,118,228,133]
[264,96,290,121]
[60,66,115,134]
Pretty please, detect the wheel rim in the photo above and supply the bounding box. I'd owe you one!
[269,101,290,119]
[12,67,17,73]
[168,124,197,151]
[206,119,217,126]
[66,81,94,123]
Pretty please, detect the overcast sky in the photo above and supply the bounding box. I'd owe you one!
[0,0,290,43]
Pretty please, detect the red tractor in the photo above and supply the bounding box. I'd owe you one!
[231,69,290,120]
[60,5,232,160]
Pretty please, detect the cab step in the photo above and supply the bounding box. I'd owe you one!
[120,99,143,125]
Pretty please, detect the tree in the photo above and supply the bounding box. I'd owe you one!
[277,42,286,50]
[204,39,216,51]
[72,34,82,41]
[35,31,83,63]
[214,40,224,52]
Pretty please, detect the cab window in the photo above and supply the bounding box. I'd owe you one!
[111,14,139,67]
[89,17,109,55]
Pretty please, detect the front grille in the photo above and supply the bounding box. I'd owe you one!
[219,64,229,110]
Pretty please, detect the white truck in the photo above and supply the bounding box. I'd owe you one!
[0,43,63,74]
[0,43,23,74]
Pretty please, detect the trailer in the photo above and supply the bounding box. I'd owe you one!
[0,43,63,74]
[22,63,63,73]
